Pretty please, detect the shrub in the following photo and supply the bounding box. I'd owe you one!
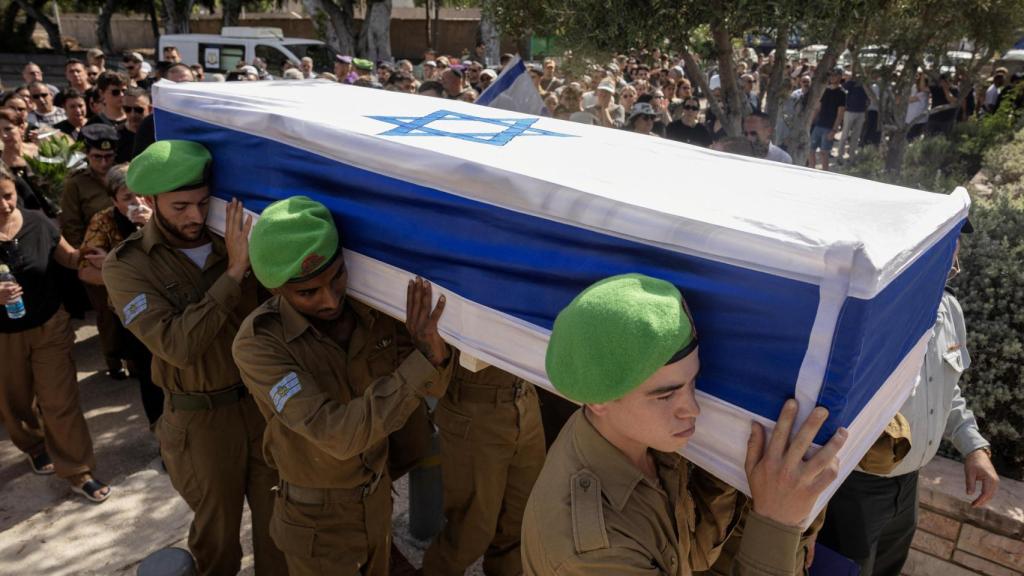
[950,191,1024,480]
[982,127,1024,186]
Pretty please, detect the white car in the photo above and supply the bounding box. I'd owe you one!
[159,27,333,77]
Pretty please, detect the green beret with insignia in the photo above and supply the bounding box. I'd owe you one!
[81,123,119,151]
[250,196,340,289]
[127,140,212,196]
[353,58,374,71]
[545,273,697,404]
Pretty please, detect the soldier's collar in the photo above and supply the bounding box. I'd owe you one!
[279,296,377,344]
[572,410,649,512]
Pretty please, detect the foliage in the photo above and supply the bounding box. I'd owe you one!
[23,136,84,208]
[982,126,1024,186]
[950,189,1024,480]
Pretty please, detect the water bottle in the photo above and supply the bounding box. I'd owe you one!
[0,264,26,320]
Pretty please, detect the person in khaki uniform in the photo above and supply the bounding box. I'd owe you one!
[699,413,911,575]
[102,140,285,576]
[522,274,850,575]
[422,358,546,576]
[231,196,453,576]
[61,123,126,378]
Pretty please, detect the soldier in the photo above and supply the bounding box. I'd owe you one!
[102,140,285,575]
[521,273,849,575]
[231,196,453,576]
[61,123,126,378]
[421,359,546,576]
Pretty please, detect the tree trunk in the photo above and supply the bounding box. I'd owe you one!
[222,0,242,27]
[13,0,63,53]
[147,0,161,51]
[479,0,500,67]
[431,0,440,52]
[783,37,846,166]
[357,0,391,63]
[880,54,921,177]
[96,0,117,55]
[162,0,194,34]
[711,21,744,137]
[424,0,431,51]
[300,0,355,56]
[765,22,791,130]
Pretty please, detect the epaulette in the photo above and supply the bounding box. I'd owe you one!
[107,228,145,260]
[569,470,609,554]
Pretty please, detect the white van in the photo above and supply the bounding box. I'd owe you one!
[159,27,333,77]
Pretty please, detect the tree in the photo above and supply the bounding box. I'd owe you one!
[11,0,64,53]
[479,0,500,66]
[302,0,356,56]
[162,0,196,33]
[357,0,391,63]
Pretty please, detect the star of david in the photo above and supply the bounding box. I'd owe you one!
[367,109,576,146]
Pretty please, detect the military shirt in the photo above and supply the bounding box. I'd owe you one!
[102,220,261,393]
[522,409,802,576]
[232,295,452,489]
[60,169,111,247]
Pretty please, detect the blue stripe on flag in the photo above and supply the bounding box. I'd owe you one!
[154,109,947,435]
[476,59,525,107]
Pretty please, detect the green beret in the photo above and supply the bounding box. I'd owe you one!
[250,196,339,289]
[545,274,696,404]
[127,140,211,196]
[353,58,373,71]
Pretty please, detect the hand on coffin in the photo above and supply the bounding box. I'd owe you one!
[224,198,253,283]
[406,276,449,367]
[744,399,848,528]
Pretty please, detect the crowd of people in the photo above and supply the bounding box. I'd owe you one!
[0,42,1008,576]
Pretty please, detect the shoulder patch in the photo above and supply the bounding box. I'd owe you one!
[123,293,148,325]
[270,372,302,412]
[570,470,609,554]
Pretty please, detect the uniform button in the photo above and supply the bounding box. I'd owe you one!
[579,478,591,491]
[930,409,934,415]
[669,555,677,568]
[929,377,934,382]
[928,441,933,446]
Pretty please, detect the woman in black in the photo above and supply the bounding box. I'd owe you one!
[0,164,110,503]
[666,98,714,147]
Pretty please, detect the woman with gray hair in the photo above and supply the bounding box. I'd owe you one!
[77,163,163,426]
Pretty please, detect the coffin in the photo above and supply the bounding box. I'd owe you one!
[151,80,969,526]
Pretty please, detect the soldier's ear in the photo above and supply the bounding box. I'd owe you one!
[586,402,611,417]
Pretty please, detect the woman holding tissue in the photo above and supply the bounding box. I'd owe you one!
[78,163,163,426]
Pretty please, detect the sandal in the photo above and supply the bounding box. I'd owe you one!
[28,451,55,475]
[70,475,111,503]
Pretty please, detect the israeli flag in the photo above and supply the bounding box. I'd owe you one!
[476,55,547,116]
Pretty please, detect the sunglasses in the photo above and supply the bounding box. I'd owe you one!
[108,88,123,96]
[683,105,700,111]
[0,239,22,269]
[123,106,148,114]
[30,93,51,100]
[744,131,761,137]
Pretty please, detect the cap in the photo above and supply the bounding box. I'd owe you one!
[480,69,497,80]
[626,102,657,124]
[831,65,845,75]
[436,56,451,67]
[250,196,340,289]
[423,60,437,68]
[127,140,212,196]
[87,48,105,60]
[335,54,353,64]
[353,58,373,71]
[239,65,258,76]
[597,80,616,93]
[545,274,697,404]
[123,51,144,63]
[81,123,119,151]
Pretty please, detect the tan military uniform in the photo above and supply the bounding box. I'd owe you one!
[102,220,285,576]
[232,295,452,576]
[80,206,128,373]
[522,409,803,575]
[422,359,546,576]
[60,169,110,247]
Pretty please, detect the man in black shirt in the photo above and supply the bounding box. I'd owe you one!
[809,67,847,171]
[115,88,151,164]
[927,73,959,137]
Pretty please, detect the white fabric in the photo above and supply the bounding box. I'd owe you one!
[177,243,212,269]
[478,55,546,116]
[765,142,792,164]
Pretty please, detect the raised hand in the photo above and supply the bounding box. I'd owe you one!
[745,399,848,527]
[224,198,253,282]
[405,276,448,367]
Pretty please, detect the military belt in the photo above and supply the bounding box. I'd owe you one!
[457,380,528,403]
[168,385,248,412]
[277,473,383,505]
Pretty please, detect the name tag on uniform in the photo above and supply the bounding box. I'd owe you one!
[270,372,302,412]
[123,293,148,326]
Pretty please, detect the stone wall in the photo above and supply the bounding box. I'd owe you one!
[902,456,1023,576]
